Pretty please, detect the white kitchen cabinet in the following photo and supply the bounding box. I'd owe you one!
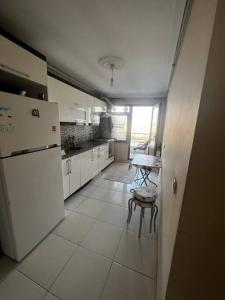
[0,35,47,86]
[69,155,81,194]
[96,144,107,172]
[62,143,111,199]
[80,148,100,185]
[61,159,70,200]
[86,94,94,124]
[80,150,94,186]
[48,76,106,124]
[91,97,107,124]
[93,97,107,113]
[62,156,81,200]
[103,143,110,168]
[92,147,100,177]
[48,76,88,123]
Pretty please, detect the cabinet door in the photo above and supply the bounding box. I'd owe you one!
[62,160,70,200]
[69,156,81,194]
[97,145,105,172]
[80,150,93,186]
[0,36,47,86]
[86,94,94,123]
[70,89,87,123]
[103,144,109,168]
[93,98,107,113]
[100,100,107,112]
[93,148,100,176]
[48,76,70,121]
[48,76,87,122]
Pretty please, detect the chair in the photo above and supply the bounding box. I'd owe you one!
[133,140,149,154]
[127,186,158,238]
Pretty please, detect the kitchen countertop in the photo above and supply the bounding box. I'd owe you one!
[61,140,109,160]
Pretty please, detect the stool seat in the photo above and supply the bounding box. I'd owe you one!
[133,186,157,203]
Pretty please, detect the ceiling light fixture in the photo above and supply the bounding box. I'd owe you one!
[98,56,124,87]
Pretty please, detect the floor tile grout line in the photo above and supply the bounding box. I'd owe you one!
[98,224,124,300]
[98,260,113,300]
[68,201,108,221]
[58,207,158,280]
[52,213,99,249]
[0,175,158,299]
[44,245,79,298]
[53,219,122,262]
[64,203,158,242]
[14,269,48,295]
[16,243,79,299]
[42,291,62,300]
[112,227,157,280]
[112,259,156,281]
[43,175,158,297]
[65,203,158,240]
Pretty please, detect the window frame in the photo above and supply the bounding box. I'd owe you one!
[110,106,132,142]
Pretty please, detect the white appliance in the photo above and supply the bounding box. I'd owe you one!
[0,91,64,261]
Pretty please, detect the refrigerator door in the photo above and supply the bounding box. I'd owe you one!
[0,147,64,261]
[0,91,60,157]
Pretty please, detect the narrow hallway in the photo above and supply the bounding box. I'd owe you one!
[0,164,159,300]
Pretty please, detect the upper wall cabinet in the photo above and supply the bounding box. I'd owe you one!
[86,94,94,124]
[90,97,107,124]
[48,76,107,124]
[0,35,47,86]
[93,97,107,113]
[48,76,88,123]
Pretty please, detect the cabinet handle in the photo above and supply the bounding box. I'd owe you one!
[66,160,69,175]
[69,159,72,174]
[0,64,30,78]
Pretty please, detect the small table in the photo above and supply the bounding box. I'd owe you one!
[131,154,161,186]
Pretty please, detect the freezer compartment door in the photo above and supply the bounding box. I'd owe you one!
[0,91,60,157]
[0,147,64,261]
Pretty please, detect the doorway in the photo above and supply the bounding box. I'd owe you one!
[129,105,159,159]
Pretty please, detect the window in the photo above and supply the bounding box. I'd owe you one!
[111,115,128,141]
[110,105,131,141]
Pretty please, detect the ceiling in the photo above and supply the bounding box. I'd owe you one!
[0,0,187,99]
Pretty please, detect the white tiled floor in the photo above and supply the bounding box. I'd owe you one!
[0,163,158,300]
[17,234,76,289]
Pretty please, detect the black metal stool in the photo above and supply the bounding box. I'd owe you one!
[127,186,158,238]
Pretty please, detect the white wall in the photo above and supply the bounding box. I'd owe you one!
[156,0,218,299]
[166,0,225,298]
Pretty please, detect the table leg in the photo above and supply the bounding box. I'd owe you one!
[145,168,158,187]
[140,168,148,186]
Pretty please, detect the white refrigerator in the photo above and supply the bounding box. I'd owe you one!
[0,91,64,261]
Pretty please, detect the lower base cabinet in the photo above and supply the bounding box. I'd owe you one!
[80,150,95,186]
[69,155,81,194]
[61,156,81,200]
[62,159,70,200]
[62,143,113,200]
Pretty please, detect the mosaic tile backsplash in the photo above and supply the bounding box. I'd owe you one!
[60,124,100,150]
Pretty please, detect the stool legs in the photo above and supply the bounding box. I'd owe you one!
[127,198,158,237]
[127,198,134,223]
[153,204,158,232]
[138,207,145,238]
[149,204,158,233]
[149,205,155,233]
